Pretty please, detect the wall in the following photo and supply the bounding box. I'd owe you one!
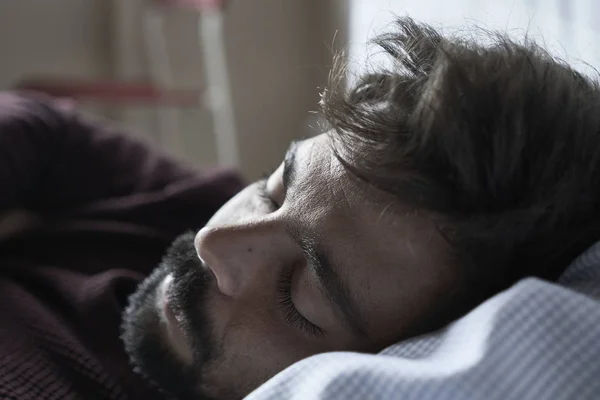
[0,0,348,180]
[0,0,111,88]
[349,0,600,77]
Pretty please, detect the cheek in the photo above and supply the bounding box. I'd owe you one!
[205,290,321,370]
[202,313,320,397]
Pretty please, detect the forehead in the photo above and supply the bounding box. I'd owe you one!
[290,134,453,343]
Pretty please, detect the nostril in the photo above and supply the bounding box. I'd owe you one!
[194,227,210,260]
[198,257,228,295]
[203,259,238,297]
[194,228,239,297]
[198,255,216,281]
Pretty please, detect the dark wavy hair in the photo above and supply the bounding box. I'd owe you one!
[321,17,600,314]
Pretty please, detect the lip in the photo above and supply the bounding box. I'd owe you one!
[158,275,193,362]
[163,289,179,327]
[160,275,180,327]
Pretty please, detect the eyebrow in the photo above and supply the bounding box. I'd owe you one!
[282,141,370,339]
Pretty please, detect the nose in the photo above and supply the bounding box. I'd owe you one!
[194,221,296,297]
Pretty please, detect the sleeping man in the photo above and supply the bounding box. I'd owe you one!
[1,17,599,400]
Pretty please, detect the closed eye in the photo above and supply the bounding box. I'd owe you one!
[276,265,324,338]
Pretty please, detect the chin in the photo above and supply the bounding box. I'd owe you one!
[121,232,219,400]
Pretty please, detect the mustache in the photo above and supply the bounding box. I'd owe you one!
[167,232,209,301]
[164,232,218,369]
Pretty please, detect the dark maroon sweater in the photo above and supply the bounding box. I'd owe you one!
[0,92,244,400]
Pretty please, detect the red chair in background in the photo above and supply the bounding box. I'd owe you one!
[16,0,239,168]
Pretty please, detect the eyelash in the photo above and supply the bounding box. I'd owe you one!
[257,171,323,338]
[276,266,324,338]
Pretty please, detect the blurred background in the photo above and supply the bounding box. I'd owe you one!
[0,0,598,181]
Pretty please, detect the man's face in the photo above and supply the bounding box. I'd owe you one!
[122,133,455,399]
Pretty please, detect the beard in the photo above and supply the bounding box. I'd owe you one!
[121,232,220,400]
